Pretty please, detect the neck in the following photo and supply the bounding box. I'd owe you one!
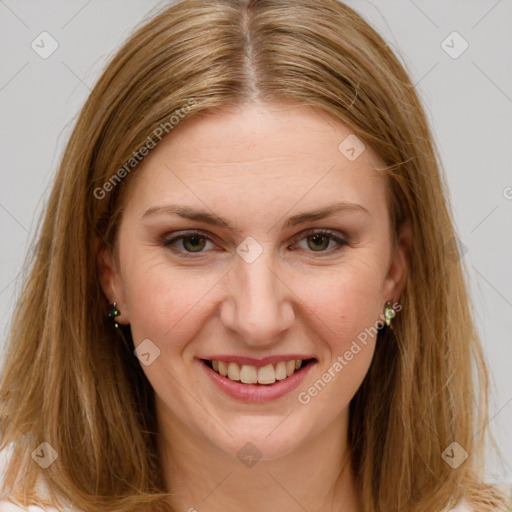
[156,399,362,512]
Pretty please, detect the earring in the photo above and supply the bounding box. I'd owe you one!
[384,300,395,328]
[108,302,121,328]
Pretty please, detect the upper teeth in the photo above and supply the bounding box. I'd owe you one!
[211,359,304,385]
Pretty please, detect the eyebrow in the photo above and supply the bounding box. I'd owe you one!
[141,201,370,232]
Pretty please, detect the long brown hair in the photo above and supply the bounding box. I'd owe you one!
[0,1,507,511]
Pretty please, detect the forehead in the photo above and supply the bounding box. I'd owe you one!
[122,102,387,223]
[160,102,382,170]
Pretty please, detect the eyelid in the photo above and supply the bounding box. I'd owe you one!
[289,227,348,246]
[161,228,214,243]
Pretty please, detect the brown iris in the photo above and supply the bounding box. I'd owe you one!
[306,233,330,251]
[182,235,207,252]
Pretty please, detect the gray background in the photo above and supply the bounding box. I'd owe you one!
[0,0,511,484]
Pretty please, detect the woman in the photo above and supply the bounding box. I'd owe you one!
[0,0,508,511]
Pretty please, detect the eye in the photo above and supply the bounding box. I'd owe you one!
[292,228,348,253]
[161,231,215,257]
[161,228,348,258]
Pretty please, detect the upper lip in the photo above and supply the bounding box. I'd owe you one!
[199,355,316,368]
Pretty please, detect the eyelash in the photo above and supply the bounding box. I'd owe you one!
[160,228,349,259]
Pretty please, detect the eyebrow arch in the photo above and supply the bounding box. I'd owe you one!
[141,201,370,232]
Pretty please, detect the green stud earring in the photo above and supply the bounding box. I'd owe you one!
[384,300,395,327]
[108,302,121,329]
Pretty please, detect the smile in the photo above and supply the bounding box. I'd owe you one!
[199,357,317,402]
[204,358,315,385]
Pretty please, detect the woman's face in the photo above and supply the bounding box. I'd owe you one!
[98,102,409,460]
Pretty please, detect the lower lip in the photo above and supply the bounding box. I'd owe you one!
[199,359,316,403]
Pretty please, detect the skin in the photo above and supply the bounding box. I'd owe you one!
[97,102,411,512]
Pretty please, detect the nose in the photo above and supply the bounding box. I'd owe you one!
[219,247,295,347]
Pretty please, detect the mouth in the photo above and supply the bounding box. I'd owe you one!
[199,356,317,402]
[201,357,317,385]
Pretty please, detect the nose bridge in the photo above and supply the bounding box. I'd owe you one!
[221,246,294,344]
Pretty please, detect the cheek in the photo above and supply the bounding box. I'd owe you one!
[124,264,218,347]
[294,263,381,414]
[297,258,384,349]
[118,239,215,348]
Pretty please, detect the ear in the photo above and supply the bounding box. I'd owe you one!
[381,217,412,305]
[96,242,130,325]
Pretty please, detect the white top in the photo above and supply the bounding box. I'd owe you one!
[0,442,499,511]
